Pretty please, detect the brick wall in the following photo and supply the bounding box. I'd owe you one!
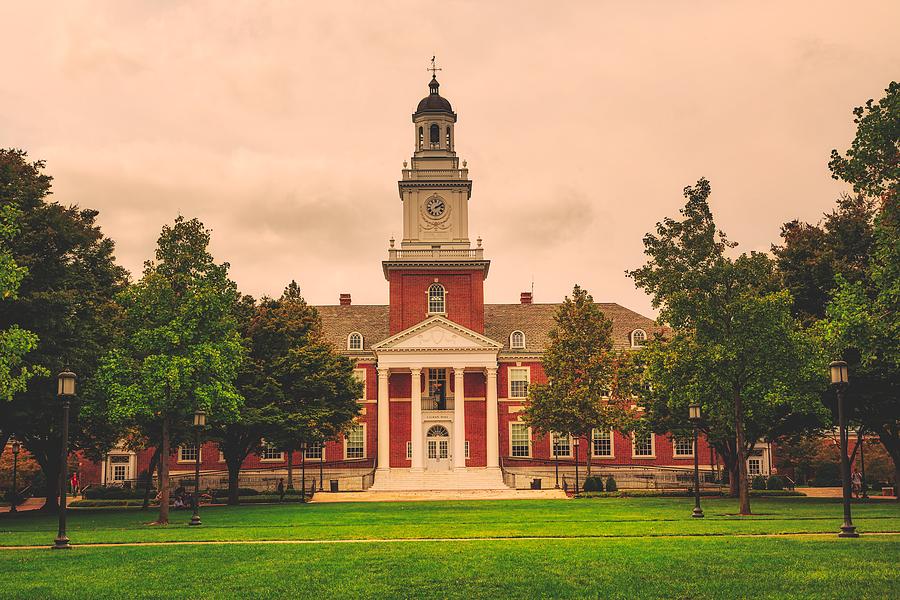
[464,400,487,467]
[389,400,412,468]
[388,269,485,334]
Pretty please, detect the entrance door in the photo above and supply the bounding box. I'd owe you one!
[425,425,452,471]
[108,454,132,483]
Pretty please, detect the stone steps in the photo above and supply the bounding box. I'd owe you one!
[369,468,509,491]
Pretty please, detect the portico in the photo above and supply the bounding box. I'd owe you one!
[371,316,502,487]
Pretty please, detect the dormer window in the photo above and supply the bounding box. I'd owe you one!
[418,126,424,149]
[631,329,647,348]
[348,332,363,351]
[430,123,440,145]
[427,283,446,314]
[510,330,525,350]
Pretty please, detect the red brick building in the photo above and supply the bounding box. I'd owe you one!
[86,74,763,492]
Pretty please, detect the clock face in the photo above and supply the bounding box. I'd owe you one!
[425,196,446,218]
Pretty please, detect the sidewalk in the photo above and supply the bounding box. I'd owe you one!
[0,497,47,513]
[798,487,897,500]
[312,489,568,503]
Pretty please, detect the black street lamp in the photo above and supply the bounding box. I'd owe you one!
[300,441,307,502]
[54,369,76,550]
[189,409,206,527]
[10,440,20,514]
[553,434,560,489]
[689,403,704,519]
[573,436,580,496]
[831,360,859,538]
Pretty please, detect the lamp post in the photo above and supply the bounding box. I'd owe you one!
[10,440,20,514]
[553,434,560,489]
[573,436,580,496]
[689,403,704,519]
[190,409,206,527]
[54,369,76,550]
[318,440,324,492]
[300,441,307,502]
[831,360,858,538]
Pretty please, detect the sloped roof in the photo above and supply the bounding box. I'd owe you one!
[315,303,662,353]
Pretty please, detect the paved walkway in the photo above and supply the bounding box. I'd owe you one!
[311,489,568,502]
[1,531,898,551]
[798,487,897,500]
[0,498,47,513]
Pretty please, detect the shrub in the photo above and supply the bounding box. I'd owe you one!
[751,475,767,490]
[84,486,153,500]
[812,462,841,486]
[583,476,604,492]
[766,475,784,491]
[209,487,259,497]
[605,476,617,492]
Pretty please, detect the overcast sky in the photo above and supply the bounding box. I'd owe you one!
[2,1,898,317]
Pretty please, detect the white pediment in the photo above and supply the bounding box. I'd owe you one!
[372,316,502,352]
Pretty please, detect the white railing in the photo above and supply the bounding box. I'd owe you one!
[388,248,484,260]
[402,169,469,180]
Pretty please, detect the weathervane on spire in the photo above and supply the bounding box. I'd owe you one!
[427,56,442,78]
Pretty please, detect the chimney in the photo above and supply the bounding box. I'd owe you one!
[339,293,352,306]
[520,291,533,304]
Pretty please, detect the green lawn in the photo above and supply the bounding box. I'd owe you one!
[1,497,898,598]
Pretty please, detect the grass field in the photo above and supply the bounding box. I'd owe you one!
[1,497,898,598]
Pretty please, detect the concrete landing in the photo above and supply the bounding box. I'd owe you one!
[311,489,568,503]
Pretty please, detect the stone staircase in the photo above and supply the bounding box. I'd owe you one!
[369,468,509,491]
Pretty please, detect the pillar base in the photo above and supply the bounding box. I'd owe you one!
[838,524,859,538]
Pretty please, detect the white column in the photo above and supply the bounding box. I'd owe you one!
[410,367,424,470]
[377,368,390,471]
[453,366,466,469]
[486,367,499,469]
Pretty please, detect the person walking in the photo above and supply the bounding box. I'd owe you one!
[851,470,863,499]
[277,478,285,502]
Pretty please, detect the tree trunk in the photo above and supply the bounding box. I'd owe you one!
[585,435,592,476]
[286,449,294,490]
[38,453,60,512]
[0,432,9,457]
[227,460,242,505]
[156,417,170,525]
[874,428,900,503]
[734,391,751,515]
[141,446,161,511]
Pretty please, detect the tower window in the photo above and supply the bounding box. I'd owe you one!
[446,126,451,149]
[427,283,446,314]
[418,126,424,149]
[430,123,440,145]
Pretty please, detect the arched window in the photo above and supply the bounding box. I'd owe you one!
[347,332,363,351]
[430,123,440,146]
[631,329,647,348]
[510,330,526,350]
[418,126,424,149]
[446,126,452,149]
[427,283,445,314]
[427,425,449,437]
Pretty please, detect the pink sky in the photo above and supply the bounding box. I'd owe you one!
[1,1,898,317]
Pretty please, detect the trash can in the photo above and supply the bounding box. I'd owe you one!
[329,479,339,493]
[531,478,542,490]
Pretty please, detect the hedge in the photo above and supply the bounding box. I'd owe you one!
[84,487,154,500]
[577,489,806,499]
[70,494,309,508]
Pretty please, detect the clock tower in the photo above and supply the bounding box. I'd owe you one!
[384,70,489,334]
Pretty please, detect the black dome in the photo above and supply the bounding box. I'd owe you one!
[414,76,454,115]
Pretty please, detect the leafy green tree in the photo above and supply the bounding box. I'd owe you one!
[0,149,126,510]
[94,216,243,524]
[523,285,638,475]
[262,282,362,489]
[628,178,826,514]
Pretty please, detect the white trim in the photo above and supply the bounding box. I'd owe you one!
[177,446,202,463]
[591,428,615,458]
[426,283,446,315]
[406,441,412,460]
[672,436,694,457]
[303,442,326,462]
[630,329,647,348]
[509,330,526,350]
[344,423,366,460]
[347,332,364,351]
[353,367,367,401]
[259,443,284,462]
[464,440,470,460]
[632,431,656,458]
[508,366,530,399]
[550,432,572,458]
[509,421,532,458]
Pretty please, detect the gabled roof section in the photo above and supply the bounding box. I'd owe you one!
[372,315,502,352]
[316,304,389,353]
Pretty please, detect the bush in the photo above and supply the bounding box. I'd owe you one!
[70,499,148,508]
[751,475,767,490]
[749,490,805,497]
[209,487,259,497]
[583,476,604,492]
[84,486,153,500]
[605,476,617,492]
[766,475,784,491]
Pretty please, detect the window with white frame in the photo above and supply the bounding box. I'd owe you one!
[633,432,655,457]
[592,429,613,457]
[178,446,199,462]
[260,444,283,461]
[510,422,531,457]
[748,457,762,476]
[345,425,365,459]
[509,367,530,398]
[353,368,367,400]
[427,283,446,314]
[465,440,470,459]
[406,441,412,460]
[510,330,525,350]
[631,329,647,348]
[305,442,324,460]
[348,332,363,351]
[551,432,572,457]
[673,437,694,457]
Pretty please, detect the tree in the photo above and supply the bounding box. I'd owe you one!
[0,149,126,510]
[262,282,362,490]
[523,285,637,475]
[94,216,244,524]
[628,178,826,514]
